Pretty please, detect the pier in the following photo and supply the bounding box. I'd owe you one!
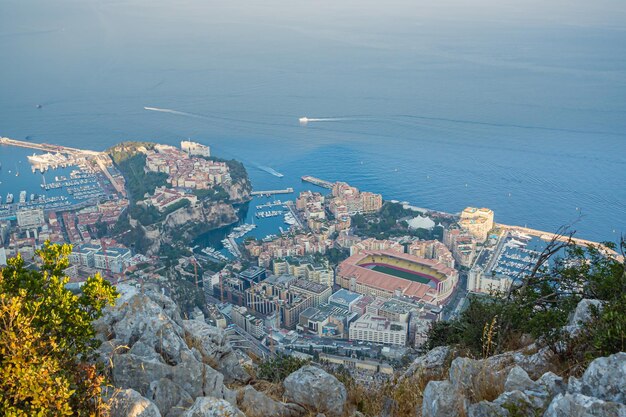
[251,187,294,196]
[301,175,334,189]
[1,137,99,156]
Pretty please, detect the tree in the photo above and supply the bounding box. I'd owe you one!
[0,242,119,416]
[427,231,626,367]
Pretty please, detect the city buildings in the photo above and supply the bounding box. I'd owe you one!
[144,144,230,190]
[231,306,265,339]
[329,182,382,217]
[16,208,45,228]
[145,187,198,212]
[93,246,132,273]
[444,228,477,268]
[459,207,494,243]
[467,266,513,294]
[272,256,334,287]
[349,313,408,346]
[407,239,455,269]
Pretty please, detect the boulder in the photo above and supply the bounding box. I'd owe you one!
[399,346,451,381]
[544,393,626,417]
[570,352,626,404]
[238,386,304,417]
[108,388,161,417]
[422,380,466,417]
[504,366,536,393]
[467,401,508,417]
[182,397,245,417]
[283,366,347,417]
[569,299,603,327]
[182,319,250,384]
[146,378,193,417]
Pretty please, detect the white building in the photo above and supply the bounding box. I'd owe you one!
[349,313,407,346]
[16,208,45,228]
[0,246,7,266]
[93,247,132,273]
[181,140,210,157]
[231,306,265,339]
[69,243,101,268]
[467,266,512,294]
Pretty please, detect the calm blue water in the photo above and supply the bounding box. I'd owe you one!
[1,0,625,243]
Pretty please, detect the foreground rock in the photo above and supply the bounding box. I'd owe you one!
[422,351,626,417]
[97,285,246,416]
[283,366,347,417]
[238,386,304,417]
[182,397,245,417]
[108,389,161,417]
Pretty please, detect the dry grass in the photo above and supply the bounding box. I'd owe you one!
[334,364,448,417]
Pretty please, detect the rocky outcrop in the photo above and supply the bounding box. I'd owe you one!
[399,345,450,381]
[422,380,466,417]
[238,386,304,417]
[283,366,347,417]
[97,285,248,417]
[226,179,252,204]
[182,397,244,417]
[182,319,251,384]
[422,352,626,417]
[563,299,604,337]
[108,389,161,417]
[162,201,238,241]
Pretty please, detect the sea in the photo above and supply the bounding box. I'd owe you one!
[1,0,625,245]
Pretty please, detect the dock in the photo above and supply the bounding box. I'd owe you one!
[1,137,100,156]
[301,175,334,189]
[251,187,294,196]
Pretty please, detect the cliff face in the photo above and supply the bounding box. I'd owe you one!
[98,289,625,417]
[97,285,350,417]
[162,201,238,241]
[226,179,252,204]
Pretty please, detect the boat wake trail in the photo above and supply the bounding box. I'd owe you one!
[256,165,284,178]
[299,116,357,125]
[144,106,202,119]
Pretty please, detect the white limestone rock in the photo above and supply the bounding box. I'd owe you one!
[283,365,347,417]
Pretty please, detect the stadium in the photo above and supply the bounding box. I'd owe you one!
[336,250,459,305]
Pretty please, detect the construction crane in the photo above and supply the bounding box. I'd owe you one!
[191,257,200,288]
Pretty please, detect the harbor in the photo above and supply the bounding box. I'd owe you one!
[0,138,122,218]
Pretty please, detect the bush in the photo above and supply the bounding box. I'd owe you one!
[427,236,626,365]
[256,353,309,383]
[0,242,118,416]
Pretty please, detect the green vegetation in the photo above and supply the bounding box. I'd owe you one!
[256,353,310,383]
[128,198,191,227]
[427,236,626,373]
[0,243,118,416]
[193,185,230,202]
[352,202,441,240]
[116,153,168,203]
[109,142,168,204]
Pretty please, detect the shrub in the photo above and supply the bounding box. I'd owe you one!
[0,242,118,416]
[256,353,309,383]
